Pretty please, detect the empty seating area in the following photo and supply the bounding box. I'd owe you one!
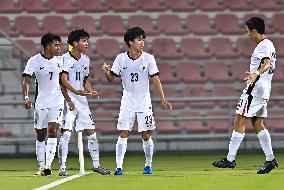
[1,0,284,137]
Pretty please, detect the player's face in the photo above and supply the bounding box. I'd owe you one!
[48,40,61,56]
[75,38,89,52]
[246,27,256,41]
[130,37,144,53]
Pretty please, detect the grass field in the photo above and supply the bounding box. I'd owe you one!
[0,152,283,190]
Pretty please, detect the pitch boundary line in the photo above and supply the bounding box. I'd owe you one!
[34,172,90,190]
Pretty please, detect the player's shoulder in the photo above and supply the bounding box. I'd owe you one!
[80,53,90,62]
[141,51,154,59]
[28,53,41,62]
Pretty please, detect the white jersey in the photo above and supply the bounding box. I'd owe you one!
[111,51,159,112]
[23,53,64,109]
[243,39,276,99]
[62,52,90,107]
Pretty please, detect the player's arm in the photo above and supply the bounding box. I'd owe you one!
[83,77,100,98]
[59,75,75,110]
[60,72,88,96]
[102,63,116,82]
[22,74,32,109]
[151,75,172,110]
[244,58,271,84]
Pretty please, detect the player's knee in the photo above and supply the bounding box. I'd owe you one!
[62,131,71,142]
[141,131,151,141]
[119,130,129,138]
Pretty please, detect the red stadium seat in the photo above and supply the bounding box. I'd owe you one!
[180,38,211,59]
[178,111,209,133]
[0,0,22,13]
[156,63,178,83]
[154,112,180,134]
[13,40,38,58]
[20,0,50,13]
[270,37,284,57]
[94,112,117,134]
[252,0,282,11]
[15,16,42,37]
[182,87,214,108]
[0,126,13,137]
[77,0,107,12]
[272,14,284,34]
[91,63,109,84]
[204,61,232,82]
[43,16,69,36]
[165,0,194,12]
[158,15,187,35]
[207,110,233,133]
[215,14,243,35]
[100,88,121,110]
[236,37,255,58]
[195,0,224,11]
[106,0,137,12]
[95,39,120,60]
[128,15,157,36]
[223,0,253,11]
[209,38,239,58]
[176,62,206,83]
[187,15,216,35]
[231,61,248,81]
[48,0,78,13]
[211,86,236,107]
[71,16,102,36]
[100,15,125,36]
[152,38,182,59]
[0,17,19,37]
[243,14,274,34]
[137,0,166,11]
[272,62,284,82]
[271,85,284,97]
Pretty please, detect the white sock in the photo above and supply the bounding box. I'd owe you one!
[227,130,245,162]
[36,140,46,169]
[46,138,57,167]
[87,133,100,168]
[116,136,128,169]
[143,137,154,167]
[58,131,71,169]
[257,129,274,161]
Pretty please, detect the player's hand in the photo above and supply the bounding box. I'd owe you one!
[24,99,32,109]
[102,63,111,74]
[76,90,89,96]
[67,101,76,111]
[244,71,257,85]
[161,99,172,111]
[91,90,100,99]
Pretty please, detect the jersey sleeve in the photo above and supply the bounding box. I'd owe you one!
[148,55,159,77]
[62,56,71,74]
[22,57,35,77]
[110,55,121,77]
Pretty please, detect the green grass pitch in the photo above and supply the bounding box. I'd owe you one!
[0,152,283,190]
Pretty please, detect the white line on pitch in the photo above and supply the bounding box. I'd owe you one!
[34,172,90,190]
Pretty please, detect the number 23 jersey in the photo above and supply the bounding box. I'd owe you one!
[111,52,159,112]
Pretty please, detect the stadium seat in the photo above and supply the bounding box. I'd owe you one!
[267,119,284,132]
[100,87,121,110]
[272,14,284,34]
[231,61,248,81]
[209,38,239,58]
[0,17,19,37]
[0,126,13,137]
[187,15,217,35]
[154,112,180,134]
[176,62,206,83]
[106,0,137,12]
[43,16,69,36]
[156,63,178,83]
[20,0,50,13]
[204,61,232,82]
[182,87,214,108]
[137,0,166,11]
[211,86,236,107]
[223,0,253,11]
[12,40,38,58]
[91,63,108,84]
[77,0,107,12]
[236,37,255,58]
[152,38,182,59]
[243,14,274,34]
[271,62,284,82]
[165,0,194,12]
[100,15,125,36]
[48,0,78,13]
[180,38,211,59]
[0,0,22,13]
[270,37,284,57]
[15,16,42,37]
[207,110,233,133]
[71,16,102,36]
[157,15,187,35]
[252,0,281,11]
[94,112,117,134]
[95,39,120,60]
[195,0,225,11]
[178,111,209,133]
[271,85,284,97]
[215,14,243,35]
[128,15,158,36]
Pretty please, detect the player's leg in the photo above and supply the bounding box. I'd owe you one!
[251,117,278,174]
[138,111,155,174]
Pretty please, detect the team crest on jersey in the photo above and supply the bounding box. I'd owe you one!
[57,63,60,68]
[140,64,147,71]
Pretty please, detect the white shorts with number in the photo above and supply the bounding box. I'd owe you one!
[61,105,95,132]
[117,109,156,132]
[34,105,64,129]
[236,93,268,118]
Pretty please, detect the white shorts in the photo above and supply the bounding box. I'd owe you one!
[61,105,95,132]
[117,110,156,132]
[34,105,64,129]
[236,93,268,118]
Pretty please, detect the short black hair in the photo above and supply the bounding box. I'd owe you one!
[245,17,265,35]
[67,28,90,46]
[124,27,146,47]
[41,33,61,49]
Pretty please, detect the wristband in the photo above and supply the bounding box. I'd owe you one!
[255,70,260,76]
